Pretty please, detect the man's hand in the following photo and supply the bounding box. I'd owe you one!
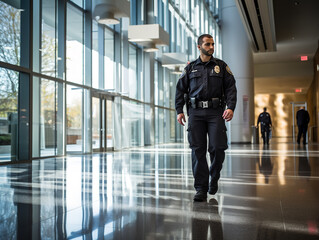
[222,109,234,122]
[177,113,186,126]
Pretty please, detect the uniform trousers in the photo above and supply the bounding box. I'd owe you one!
[187,107,228,192]
[297,124,308,144]
[261,125,270,144]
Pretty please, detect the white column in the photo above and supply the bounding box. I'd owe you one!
[221,0,254,143]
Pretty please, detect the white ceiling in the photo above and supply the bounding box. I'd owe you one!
[237,0,319,94]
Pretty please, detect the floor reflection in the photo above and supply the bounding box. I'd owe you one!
[297,145,311,177]
[258,145,273,184]
[192,198,223,239]
[0,143,319,239]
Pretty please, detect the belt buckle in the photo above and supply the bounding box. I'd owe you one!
[202,101,208,108]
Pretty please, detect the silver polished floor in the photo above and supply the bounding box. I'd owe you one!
[1,142,319,240]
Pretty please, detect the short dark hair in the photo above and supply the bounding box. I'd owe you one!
[197,34,213,46]
[263,107,267,111]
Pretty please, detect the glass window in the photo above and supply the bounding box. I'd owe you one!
[164,109,170,142]
[40,79,56,156]
[158,65,164,106]
[163,68,170,108]
[170,110,176,142]
[155,107,164,144]
[104,28,114,90]
[0,0,30,68]
[41,0,57,76]
[154,62,158,105]
[33,78,64,158]
[92,22,99,89]
[66,85,83,153]
[122,100,144,147]
[33,0,64,78]
[128,44,138,99]
[66,3,84,84]
[169,73,177,109]
[0,67,19,162]
[69,0,83,8]
[92,97,100,149]
[106,99,114,148]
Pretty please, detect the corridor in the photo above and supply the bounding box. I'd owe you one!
[0,142,319,239]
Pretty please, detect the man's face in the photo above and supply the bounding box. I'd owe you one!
[198,37,214,56]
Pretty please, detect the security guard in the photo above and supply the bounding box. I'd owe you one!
[257,107,272,145]
[175,34,237,202]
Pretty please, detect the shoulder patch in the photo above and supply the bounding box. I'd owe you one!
[179,69,186,79]
[226,65,233,75]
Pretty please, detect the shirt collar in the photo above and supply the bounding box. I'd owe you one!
[194,56,218,66]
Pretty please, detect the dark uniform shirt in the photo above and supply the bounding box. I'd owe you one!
[296,109,310,126]
[257,112,272,127]
[175,57,237,114]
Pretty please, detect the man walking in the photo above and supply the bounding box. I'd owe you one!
[175,34,237,202]
[257,107,272,145]
[296,106,310,145]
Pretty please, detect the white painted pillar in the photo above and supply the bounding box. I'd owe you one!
[221,0,254,143]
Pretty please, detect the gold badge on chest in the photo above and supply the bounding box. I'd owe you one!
[214,65,220,74]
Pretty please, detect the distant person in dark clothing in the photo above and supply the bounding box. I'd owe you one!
[296,106,310,145]
[257,107,272,145]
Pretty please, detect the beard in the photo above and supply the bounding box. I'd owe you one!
[201,47,213,56]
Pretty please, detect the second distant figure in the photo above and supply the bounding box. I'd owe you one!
[296,106,310,145]
[257,107,272,145]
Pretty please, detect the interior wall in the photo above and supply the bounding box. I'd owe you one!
[313,41,319,142]
[307,75,316,142]
[254,93,307,139]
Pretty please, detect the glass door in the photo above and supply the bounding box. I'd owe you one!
[106,99,114,150]
[92,93,114,152]
[92,96,101,151]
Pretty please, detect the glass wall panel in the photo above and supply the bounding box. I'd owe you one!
[66,3,84,84]
[41,0,57,77]
[104,28,114,90]
[40,79,57,156]
[106,99,114,148]
[164,109,170,142]
[83,89,91,153]
[158,65,164,106]
[66,85,83,153]
[155,107,164,144]
[0,0,30,68]
[33,77,64,158]
[0,67,18,162]
[128,44,138,99]
[170,110,176,142]
[92,22,99,89]
[92,97,100,149]
[163,69,170,108]
[122,100,143,147]
[169,73,177,109]
[70,0,83,8]
[154,61,158,105]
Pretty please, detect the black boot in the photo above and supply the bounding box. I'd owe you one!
[208,182,218,195]
[193,190,207,202]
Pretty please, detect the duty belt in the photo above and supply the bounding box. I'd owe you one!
[191,98,221,109]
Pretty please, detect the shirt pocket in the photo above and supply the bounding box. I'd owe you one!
[189,71,202,89]
[209,71,223,89]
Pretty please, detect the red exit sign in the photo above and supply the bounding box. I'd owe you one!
[301,56,308,61]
